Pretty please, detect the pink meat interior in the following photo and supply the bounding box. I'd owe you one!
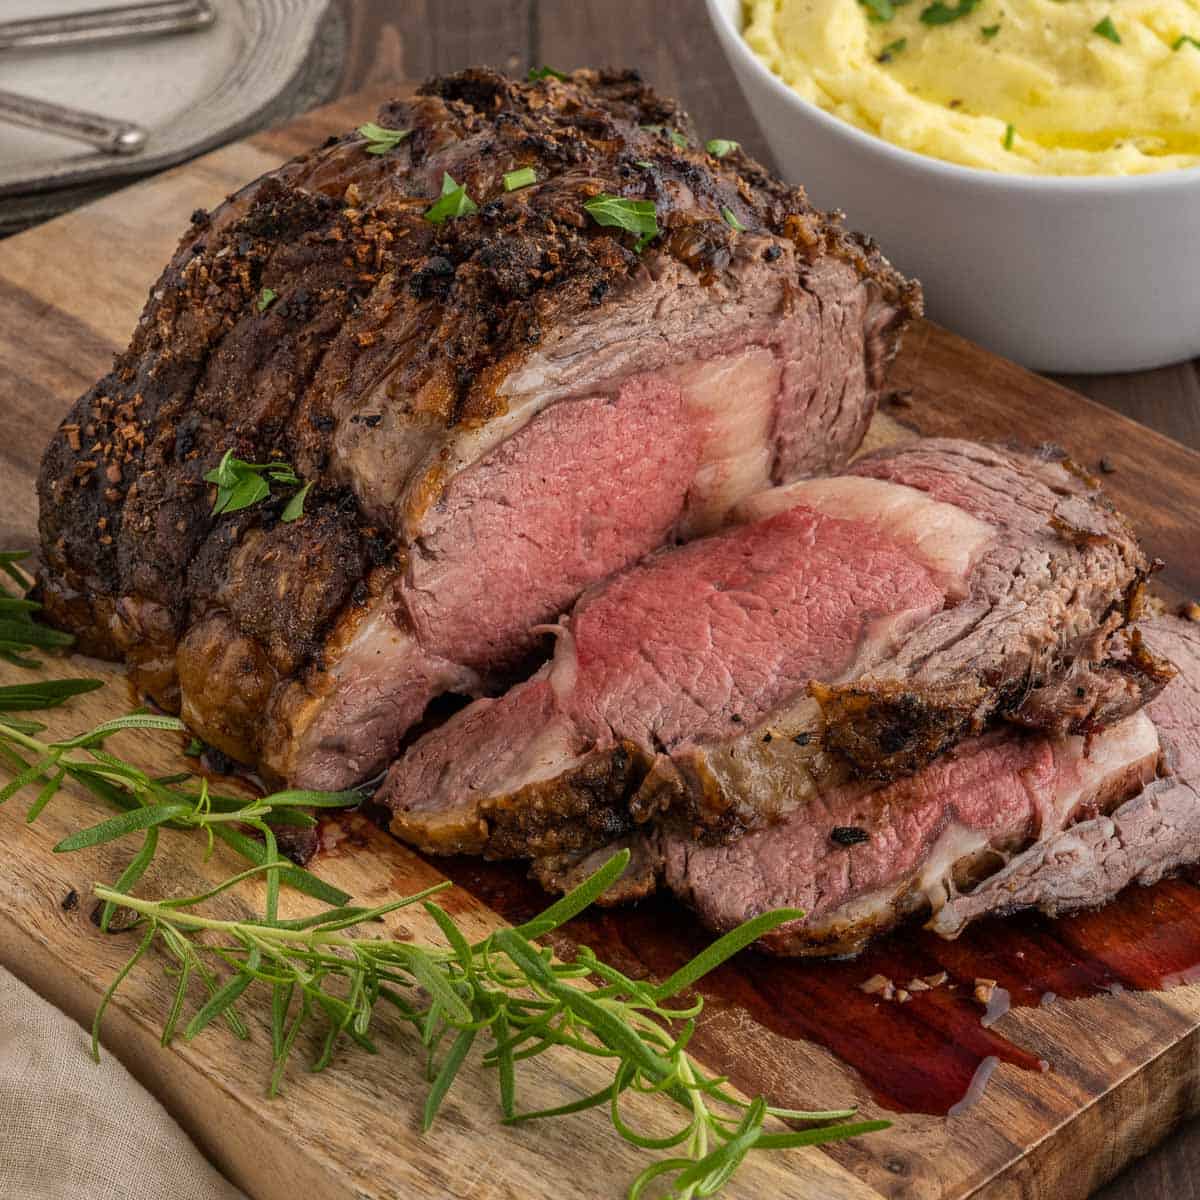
[386,497,957,818]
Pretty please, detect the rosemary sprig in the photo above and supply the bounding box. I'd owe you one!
[0,549,887,1192]
[91,850,886,1197]
[0,710,354,907]
[0,551,75,667]
[0,677,103,711]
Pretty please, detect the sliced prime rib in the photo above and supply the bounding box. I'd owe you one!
[929,617,1200,937]
[382,438,1163,859]
[37,68,919,790]
[576,617,1196,956]
[660,711,1161,956]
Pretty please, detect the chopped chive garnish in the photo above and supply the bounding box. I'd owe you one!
[981,23,1000,38]
[878,37,907,61]
[1093,16,1121,43]
[720,205,745,232]
[1173,34,1200,50]
[503,167,537,191]
[1003,123,1015,150]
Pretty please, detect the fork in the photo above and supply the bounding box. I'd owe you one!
[0,1,216,155]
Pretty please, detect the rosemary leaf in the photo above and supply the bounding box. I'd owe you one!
[423,1025,478,1130]
[99,826,160,932]
[53,802,192,852]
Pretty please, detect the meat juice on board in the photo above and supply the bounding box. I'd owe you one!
[429,852,1200,1117]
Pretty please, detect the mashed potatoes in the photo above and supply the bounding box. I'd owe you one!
[742,0,1200,174]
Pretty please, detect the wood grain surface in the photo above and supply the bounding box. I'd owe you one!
[2,78,1200,1200]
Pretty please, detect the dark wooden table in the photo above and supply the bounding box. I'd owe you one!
[326,3,1197,1196]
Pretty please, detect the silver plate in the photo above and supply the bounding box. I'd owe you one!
[0,0,331,196]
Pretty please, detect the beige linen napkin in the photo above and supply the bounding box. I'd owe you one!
[0,965,246,1200]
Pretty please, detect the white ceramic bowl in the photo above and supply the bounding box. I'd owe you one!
[707,0,1200,373]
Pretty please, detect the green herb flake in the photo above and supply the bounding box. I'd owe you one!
[1173,33,1200,50]
[1003,122,1015,150]
[705,138,740,158]
[203,451,307,518]
[424,173,478,224]
[640,124,690,150]
[1093,15,1121,43]
[256,287,277,313]
[859,0,896,21]
[981,23,1001,38]
[184,737,205,758]
[502,167,537,192]
[356,122,410,156]
[583,193,660,253]
[920,0,982,25]
[0,552,77,668]
[527,65,568,81]
[280,481,312,524]
[877,36,908,61]
[720,205,746,232]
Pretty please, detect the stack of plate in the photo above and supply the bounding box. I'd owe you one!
[0,0,345,235]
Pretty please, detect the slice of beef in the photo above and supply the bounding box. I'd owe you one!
[662,711,1160,956]
[814,441,1163,776]
[37,68,919,791]
[929,616,1200,937]
[382,439,1161,858]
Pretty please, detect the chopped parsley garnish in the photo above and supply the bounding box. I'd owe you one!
[878,37,907,61]
[859,0,910,21]
[1003,123,1015,150]
[641,124,690,150]
[527,65,568,81]
[634,159,655,169]
[920,0,982,25]
[280,481,313,523]
[204,451,309,520]
[256,287,277,313]
[720,205,745,232]
[583,193,660,253]
[705,138,740,158]
[1173,33,1200,50]
[981,23,1000,38]
[503,167,537,191]
[1093,15,1121,43]
[356,122,410,155]
[424,173,478,224]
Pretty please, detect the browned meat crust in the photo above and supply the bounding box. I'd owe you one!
[37,67,919,777]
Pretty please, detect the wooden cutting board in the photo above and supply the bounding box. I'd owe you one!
[2,87,1200,1200]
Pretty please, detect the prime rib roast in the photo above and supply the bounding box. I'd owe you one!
[37,67,919,793]
[36,67,1198,956]
[500,619,1197,959]
[383,438,1163,861]
[929,617,1200,939]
